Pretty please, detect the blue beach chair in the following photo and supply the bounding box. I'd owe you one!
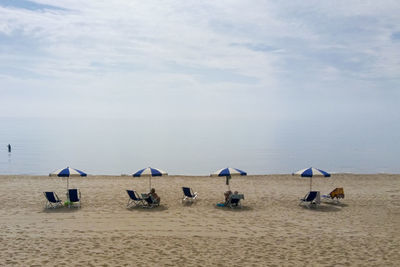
[299,191,320,208]
[141,193,160,208]
[182,187,198,203]
[227,194,244,208]
[67,189,81,208]
[126,190,145,208]
[43,191,63,209]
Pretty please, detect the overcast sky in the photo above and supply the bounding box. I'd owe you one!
[1,0,399,122]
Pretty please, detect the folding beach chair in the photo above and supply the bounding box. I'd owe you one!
[141,193,160,208]
[323,188,344,202]
[43,191,63,209]
[126,190,145,208]
[67,189,81,208]
[330,188,345,199]
[182,187,198,203]
[227,194,244,208]
[299,191,321,208]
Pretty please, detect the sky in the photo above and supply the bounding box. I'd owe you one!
[0,0,399,123]
[1,1,400,174]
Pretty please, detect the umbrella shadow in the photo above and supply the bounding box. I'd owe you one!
[42,206,81,213]
[323,201,348,207]
[181,200,200,207]
[130,204,168,212]
[214,204,253,212]
[300,204,341,212]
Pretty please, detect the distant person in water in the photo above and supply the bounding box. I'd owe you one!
[7,144,11,153]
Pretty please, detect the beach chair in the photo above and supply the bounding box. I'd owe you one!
[330,188,345,199]
[299,191,320,208]
[67,189,81,208]
[322,187,344,203]
[126,190,145,208]
[141,193,160,208]
[182,187,198,203]
[227,194,244,208]
[43,191,63,209]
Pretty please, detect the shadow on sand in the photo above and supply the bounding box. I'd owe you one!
[128,204,168,212]
[323,201,348,208]
[300,204,342,212]
[214,205,253,212]
[42,206,81,213]
[181,200,199,207]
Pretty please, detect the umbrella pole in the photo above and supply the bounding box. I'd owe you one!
[149,176,151,192]
[67,177,70,201]
[310,177,312,191]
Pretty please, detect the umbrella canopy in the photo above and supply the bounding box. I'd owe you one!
[211,167,247,177]
[49,167,87,192]
[50,167,87,177]
[211,167,247,190]
[294,167,330,191]
[133,167,167,191]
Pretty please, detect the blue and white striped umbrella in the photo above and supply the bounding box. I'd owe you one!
[294,167,330,191]
[211,167,247,177]
[51,167,87,177]
[133,167,167,177]
[294,167,330,177]
[211,167,247,190]
[50,167,87,190]
[133,167,167,191]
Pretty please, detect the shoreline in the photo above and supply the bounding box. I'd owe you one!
[1,172,400,176]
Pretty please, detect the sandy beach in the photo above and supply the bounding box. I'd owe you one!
[0,174,399,266]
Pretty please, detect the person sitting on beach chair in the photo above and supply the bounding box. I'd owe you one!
[224,190,232,204]
[43,191,63,209]
[149,188,160,203]
[226,191,244,208]
[141,188,160,208]
[299,191,321,208]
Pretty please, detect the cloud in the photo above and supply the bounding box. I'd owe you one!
[0,1,399,120]
[392,32,400,40]
[0,0,66,11]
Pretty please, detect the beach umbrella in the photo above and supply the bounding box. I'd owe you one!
[293,167,330,191]
[211,167,247,190]
[133,167,168,191]
[49,167,87,191]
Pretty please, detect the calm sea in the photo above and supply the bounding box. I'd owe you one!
[0,117,398,175]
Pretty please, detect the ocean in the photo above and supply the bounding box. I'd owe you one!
[0,117,398,175]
